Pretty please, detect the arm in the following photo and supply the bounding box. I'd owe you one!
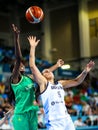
[0,108,13,126]
[28,59,64,80]
[28,36,47,92]
[11,24,22,83]
[48,59,64,72]
[59,60,95,89]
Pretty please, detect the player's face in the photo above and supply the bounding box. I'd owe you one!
[42,69,54,80]
[19,63,25,73]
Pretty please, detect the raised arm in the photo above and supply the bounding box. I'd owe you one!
[28,59,64,80]
[12,24,22,59]
[11,24,22,82]
[28,36,47,92]
[59,60,95,89]
[48,59,64,72]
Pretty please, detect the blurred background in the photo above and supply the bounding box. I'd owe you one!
[0,0,98,130]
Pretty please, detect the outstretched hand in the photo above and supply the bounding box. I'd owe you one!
[27,36,40,47]
[56,59,64,67]
[12,24,20,34]
[85,60,95,72]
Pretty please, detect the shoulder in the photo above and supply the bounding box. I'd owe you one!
[23,74,31,79]
[10,74,22,84]
[26,74,34,80]
[58,80,66,85]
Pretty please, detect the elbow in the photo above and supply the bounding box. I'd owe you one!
[16,57,22,61]
[73,79,82,86]
[30,65,36,70]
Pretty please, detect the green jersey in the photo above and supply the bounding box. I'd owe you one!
[11,75,39,114]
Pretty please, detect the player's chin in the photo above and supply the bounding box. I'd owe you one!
[20,71,25,74]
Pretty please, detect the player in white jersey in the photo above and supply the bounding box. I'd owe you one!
[27,36,95,130]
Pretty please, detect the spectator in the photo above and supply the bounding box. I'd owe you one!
[1,119,12,130]
[93,117,98,126]
[65,93,77,116]
[0,83,5,94]
[82,101,92,115]
[84,117,92,126]
[88,94,96,107]
[73,101,83,116]
[74,117,87,127]
[0,95,4,106]
[38,108,46,129]
[0,106,4,118]
[66,88,74,97]
[93,92,98,106]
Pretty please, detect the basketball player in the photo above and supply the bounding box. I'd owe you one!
[28,35,95,130]
[8,24,39,130]
[7,24,64,130]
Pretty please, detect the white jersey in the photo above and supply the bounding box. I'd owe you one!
[40,82,68,123]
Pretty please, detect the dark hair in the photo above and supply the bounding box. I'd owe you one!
[8,76,15,106]
[10,64,14,72]
[78,117,82,120]
[35,84,40,102]
[10,61,25,74]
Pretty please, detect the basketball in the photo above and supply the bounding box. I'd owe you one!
[25,6,44,24]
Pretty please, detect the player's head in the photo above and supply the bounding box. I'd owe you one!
[10,61,25,74]
[42,69,54,80]
[78,117,82,121]
[19,62,25,74]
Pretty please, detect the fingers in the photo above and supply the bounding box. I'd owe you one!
[27,35,40,46]
[12,24,20,33]
[89,60,95,66]
[12,24,16,31]
[27,36,36,40]
[12,24,15,28]
[58,59,64,64]
[57,59,64,67]
[27,36,40,42]
[86,60,95,69]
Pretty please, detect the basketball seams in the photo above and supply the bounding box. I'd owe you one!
[32,6,43,21]
[26,6,44,24]
[29,8,40,23]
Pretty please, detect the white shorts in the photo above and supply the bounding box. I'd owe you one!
[46,115,75,130]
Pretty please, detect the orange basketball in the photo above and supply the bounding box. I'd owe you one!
[25,6,44,24]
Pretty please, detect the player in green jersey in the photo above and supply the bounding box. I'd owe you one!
[9,24,39,130]
[5,24,64,130]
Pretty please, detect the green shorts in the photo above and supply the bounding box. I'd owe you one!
[12,110,38,130]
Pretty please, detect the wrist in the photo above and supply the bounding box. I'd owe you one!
[56,63,60,67]
[15,33,19,37]
[31,45,36,48]
[83,69,88,74]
